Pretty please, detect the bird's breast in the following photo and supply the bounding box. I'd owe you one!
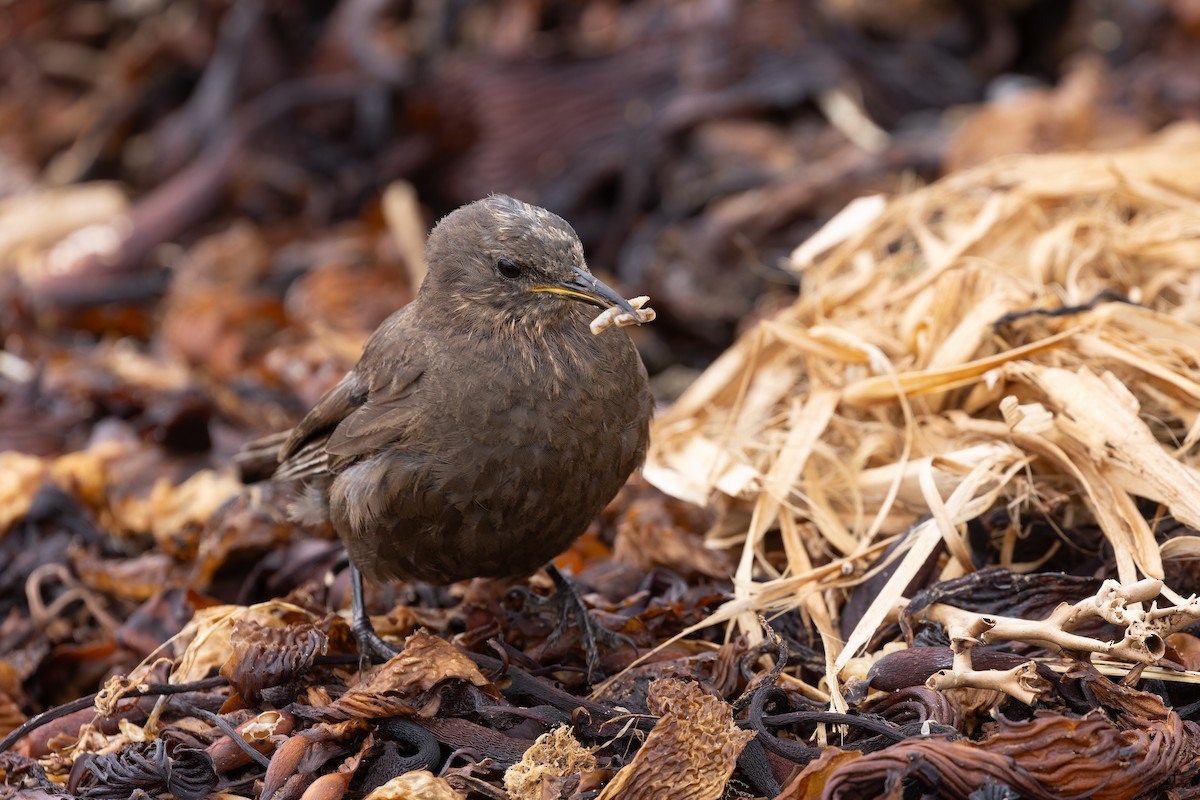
[338,325,651,585]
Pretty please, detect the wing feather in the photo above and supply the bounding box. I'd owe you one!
[275,363,424,482]
[273,375,366,480]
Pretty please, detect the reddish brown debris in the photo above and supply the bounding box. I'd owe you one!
[4,1,1200,799]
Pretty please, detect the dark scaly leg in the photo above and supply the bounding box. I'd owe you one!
[350,564,401,662]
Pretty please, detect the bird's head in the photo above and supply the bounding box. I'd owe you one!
[421,194,636,331]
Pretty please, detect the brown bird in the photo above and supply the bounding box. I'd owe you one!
[248,194,653,663]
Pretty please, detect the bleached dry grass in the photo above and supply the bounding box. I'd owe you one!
[643,122,1200,696]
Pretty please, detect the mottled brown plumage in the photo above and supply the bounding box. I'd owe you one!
[273,195,652,592]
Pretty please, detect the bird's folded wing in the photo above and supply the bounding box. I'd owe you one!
[273,374,367,481]
[325,393,424,472]
[276,322,425,480]
[272,439,332,481]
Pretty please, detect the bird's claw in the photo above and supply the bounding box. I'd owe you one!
[530,565,636,678]
[352,616,401,663]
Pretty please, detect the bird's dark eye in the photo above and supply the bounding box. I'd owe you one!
[496,257,522,280]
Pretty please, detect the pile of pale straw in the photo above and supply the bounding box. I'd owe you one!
[644,122,1200,698]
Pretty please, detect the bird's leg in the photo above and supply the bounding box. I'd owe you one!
[350,565,401,662]
[537,564,636,676]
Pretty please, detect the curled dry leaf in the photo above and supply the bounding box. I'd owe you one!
[595,678,755,800]
[363,770,463,800]
[612,490,730,578]
[0,452,45,533]
[108,468,244,549]
[504,725,598,800]
[94,675,149,718]
[71,551,179,604]
[1060,663,1173,725]
[171,601,327,685]
[0,441,135,535]
[220,619,328,704]
[326,631,495,720]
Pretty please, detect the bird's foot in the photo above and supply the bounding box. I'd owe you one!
[352,616,401,663]
[350,565,401,663]
[527,565,635,677]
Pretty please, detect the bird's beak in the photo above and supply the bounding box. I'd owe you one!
[531,266,637,314]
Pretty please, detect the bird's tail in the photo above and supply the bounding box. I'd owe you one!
[233,430,291,483]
